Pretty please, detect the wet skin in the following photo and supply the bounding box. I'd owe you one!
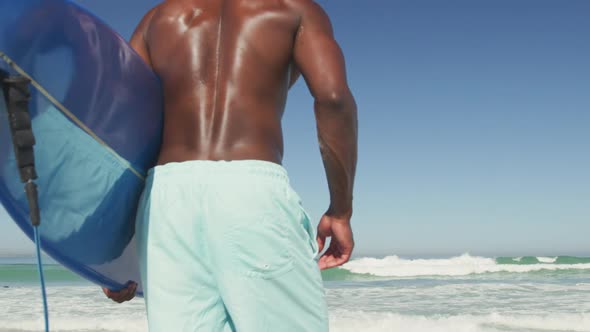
[107,0,358,302]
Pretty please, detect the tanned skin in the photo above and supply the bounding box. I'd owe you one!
[104,0,357,303]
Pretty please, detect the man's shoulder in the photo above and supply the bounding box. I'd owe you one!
[282,0,331,26]
[146,0,196,18]
[146,0,325,16]
[283,0,324,12]
[141,0,328,28]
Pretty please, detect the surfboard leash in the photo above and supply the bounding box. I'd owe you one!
[1,71,50,332]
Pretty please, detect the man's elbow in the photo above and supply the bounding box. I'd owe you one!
[314,88,356,113]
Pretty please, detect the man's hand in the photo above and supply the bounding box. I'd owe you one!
[316,214,354,270]
[102,281,137,303]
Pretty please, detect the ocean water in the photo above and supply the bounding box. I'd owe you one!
[1,253,590,332]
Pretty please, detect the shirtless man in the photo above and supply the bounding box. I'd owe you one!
[103,0,357,330]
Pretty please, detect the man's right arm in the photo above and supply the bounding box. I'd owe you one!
[293,1,358,269]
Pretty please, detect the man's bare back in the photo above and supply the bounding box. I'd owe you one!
[131,0,317,165]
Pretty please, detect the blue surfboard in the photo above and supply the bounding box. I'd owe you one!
[0,0,163,294]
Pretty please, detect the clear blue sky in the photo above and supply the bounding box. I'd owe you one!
[1,0,589,257]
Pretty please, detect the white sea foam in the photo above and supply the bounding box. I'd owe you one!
[0,317,147,332]
[3,312,590,332]
[537,256,558,263]
[2,281,590,332]
[329,311,590,332]
[341,253,590,277]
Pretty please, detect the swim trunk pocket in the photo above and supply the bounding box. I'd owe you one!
[298,206,320,258]
[226,212,294,279]
[284,185,320,258]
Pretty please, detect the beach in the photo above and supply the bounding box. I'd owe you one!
[1,254,590,332]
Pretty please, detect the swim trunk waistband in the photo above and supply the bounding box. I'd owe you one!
[147,159,290,183]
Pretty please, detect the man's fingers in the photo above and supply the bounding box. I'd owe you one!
[129,283,138,300]
[120,288,131,298]
[118,291,134,303]
[316,220,332,253]
[320,252,350,270]
[316,234,326,253]
[319,254,339,270]
[318,240,353,270]
[316,214,354,270]
[331,253,351,268]
[316,229,327,254]
[103,282,137,303]
[318,245,337,270]
[117,283,136,302]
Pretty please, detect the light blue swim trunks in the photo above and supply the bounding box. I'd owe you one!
[135,160,329,332]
